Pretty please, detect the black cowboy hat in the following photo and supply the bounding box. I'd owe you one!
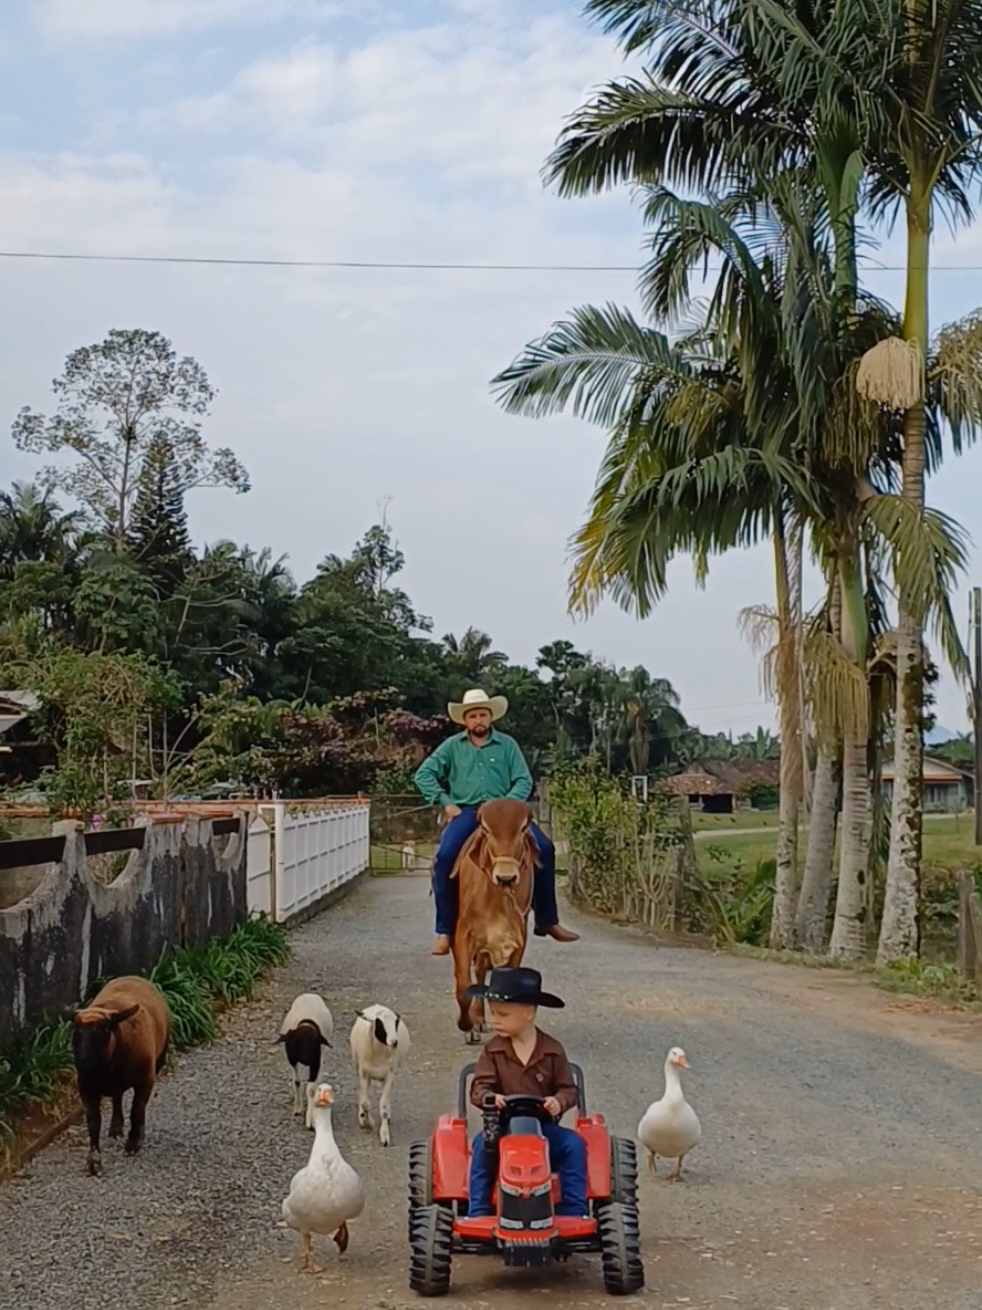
[465,966,564,1009]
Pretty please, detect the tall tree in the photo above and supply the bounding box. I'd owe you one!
[753,0,982,962]
[128,435,195,591]
[12,329,250,551]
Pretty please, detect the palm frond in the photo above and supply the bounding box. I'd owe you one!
[490,303,691,428]
[862,494,972,676]
[930,308,982,453]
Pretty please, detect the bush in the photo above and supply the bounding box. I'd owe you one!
[686,854,775,946]
[548,759,688,927]
[747,782,779,810]
[0,914,290,1153]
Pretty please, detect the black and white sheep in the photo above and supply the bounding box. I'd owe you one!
[348,1004,410,1147]
[276,993,334,1120]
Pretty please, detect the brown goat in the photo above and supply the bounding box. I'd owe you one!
[71,975,172,1176]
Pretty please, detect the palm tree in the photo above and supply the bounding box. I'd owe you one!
[492,179,969,956]
[441,628,509,691]
[492,291,811,947]
[619,666,687,773]
[750,0,982,962]
[555,0,982,961]
[0,480,84,577]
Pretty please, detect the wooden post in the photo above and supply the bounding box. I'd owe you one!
[958,871,982,983]
[972,588,982,846]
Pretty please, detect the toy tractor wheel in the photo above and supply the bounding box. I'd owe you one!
[609,1136,639,1205]
[409,1203,454,1297]
[408,1140,434,1240]
[597,1200,645,1296]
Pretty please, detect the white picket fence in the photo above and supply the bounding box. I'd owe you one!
[245,801,370,923]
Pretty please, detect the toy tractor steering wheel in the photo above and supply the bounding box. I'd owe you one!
[480,1093,556,1156]
[498,1094,556,1125]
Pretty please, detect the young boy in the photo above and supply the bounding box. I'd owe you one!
[466,965,588,1219]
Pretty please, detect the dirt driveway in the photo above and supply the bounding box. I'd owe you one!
[3,871,982,1310]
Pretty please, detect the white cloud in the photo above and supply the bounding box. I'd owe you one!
[134,15,629,190]
[37,0,337,42]
[4,2,979,737]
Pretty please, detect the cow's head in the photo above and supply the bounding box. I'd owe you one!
[477,799,533,888]
[71,1004,140,1078]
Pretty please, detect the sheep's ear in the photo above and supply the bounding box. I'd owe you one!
[320,1033,331,1046]
[110,1004,140,1027]
[273,1034,286,1044]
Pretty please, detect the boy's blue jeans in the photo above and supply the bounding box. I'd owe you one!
[468,1123,589,1218]
[431,806,559,936]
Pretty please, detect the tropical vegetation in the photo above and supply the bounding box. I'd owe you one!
[492,0,982,965]
[0,328,755,817]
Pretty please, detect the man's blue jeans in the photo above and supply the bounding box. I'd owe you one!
[431,806,559,937]
[468,1122,588,1218]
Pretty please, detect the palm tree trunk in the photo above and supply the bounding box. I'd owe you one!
[769,513,801,949]
[877,196,930,966]
[829,549,870,960]
[794,747,839,951]
[829,730,870,958]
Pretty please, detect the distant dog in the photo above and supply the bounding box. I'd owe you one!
[401,842,416,869]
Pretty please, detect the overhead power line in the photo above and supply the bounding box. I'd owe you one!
[0,248,978,272]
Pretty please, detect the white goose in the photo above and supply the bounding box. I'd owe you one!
[637,1046,701,1182]
[282,1083,366,1273]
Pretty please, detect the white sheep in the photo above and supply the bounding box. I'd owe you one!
[276,993,334,1121]
[348,1004,410,1147]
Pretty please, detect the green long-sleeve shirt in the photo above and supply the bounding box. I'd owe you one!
[414,729,533,808]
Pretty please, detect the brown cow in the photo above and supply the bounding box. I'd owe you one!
[449,798,539,1041]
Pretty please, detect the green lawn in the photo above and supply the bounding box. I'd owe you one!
[695,811,982,877]
[690,809,780,832]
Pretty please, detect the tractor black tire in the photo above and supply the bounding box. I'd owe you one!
[597,1200,645,1296]
[408,1140,434,1240]
[609,1136,639,1205]
[409,1203,454,1297]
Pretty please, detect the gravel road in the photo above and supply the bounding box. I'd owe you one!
[2,871,982,1310]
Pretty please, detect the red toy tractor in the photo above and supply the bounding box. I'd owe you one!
[407,1061,644,1297]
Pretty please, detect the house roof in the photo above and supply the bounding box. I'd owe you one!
[880,755,972,783]
[0,691,40,738]
[661,756,780,797]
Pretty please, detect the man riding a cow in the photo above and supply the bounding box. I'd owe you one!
[414,688,580,956]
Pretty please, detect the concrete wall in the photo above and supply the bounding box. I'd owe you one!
[0,815,247,1046]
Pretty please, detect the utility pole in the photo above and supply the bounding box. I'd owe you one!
[973,587,982,846]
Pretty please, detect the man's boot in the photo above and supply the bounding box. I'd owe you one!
[431,934,451,956]
[534,923,580,943]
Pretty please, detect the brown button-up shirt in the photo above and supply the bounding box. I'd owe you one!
[469,1029,579,1116]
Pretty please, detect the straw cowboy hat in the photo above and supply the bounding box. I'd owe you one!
[448,687,509,725]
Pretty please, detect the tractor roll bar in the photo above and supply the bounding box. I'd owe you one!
[456,1061,587,1119]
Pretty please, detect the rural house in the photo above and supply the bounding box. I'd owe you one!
[880,756,973,813]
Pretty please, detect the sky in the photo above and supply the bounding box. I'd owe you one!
[1,0,981,740]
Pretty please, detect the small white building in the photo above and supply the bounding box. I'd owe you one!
[880,755,973,813]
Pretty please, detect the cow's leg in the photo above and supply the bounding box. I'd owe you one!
[82,1092,103,1176]
[125,1075,153,1156]
[470,952,490,1036]
[453,939,476,1037]
[108,1092,125,1140]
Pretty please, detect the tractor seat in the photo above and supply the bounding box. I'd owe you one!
[503,1115,544,1137]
